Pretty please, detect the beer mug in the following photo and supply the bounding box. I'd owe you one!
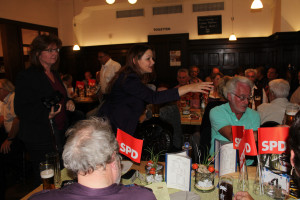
[40,162,55,190]
[46,152,61,188]
[219,175,233,200]
[284,104,299,126]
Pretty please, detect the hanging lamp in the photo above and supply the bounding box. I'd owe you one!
[251,0,263,9]
[229,0,237,41]
[72,0,80,51]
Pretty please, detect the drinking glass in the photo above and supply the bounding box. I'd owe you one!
[219,175,233,200]
[40,162,55,190]
[46,152,61,188]
[284,104,299,126]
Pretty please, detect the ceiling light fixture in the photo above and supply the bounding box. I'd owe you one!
[251,0,263,9]
[229,0,237,41]
[128,0,137,4]
[72,0,80,51]
[106,0,115,5]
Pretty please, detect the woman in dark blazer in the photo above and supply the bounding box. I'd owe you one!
[14,34,75,185]
[98,44,213,135]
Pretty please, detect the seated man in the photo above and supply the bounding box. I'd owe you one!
[188,66,202,84]
[209,76,260,164]
[257,79,293,125]
[29,117,156,200]
[0,79,21,198]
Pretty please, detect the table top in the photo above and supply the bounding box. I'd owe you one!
[180,108,202,125]
[22,161,290,200]
[74,96,98,104]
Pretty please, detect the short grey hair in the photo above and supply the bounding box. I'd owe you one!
[244,68,257,77]
[63,117,119,175]
[269,79,290,98]
[177,68,189,76]
[0,79,15,92]
[224,76,254,98]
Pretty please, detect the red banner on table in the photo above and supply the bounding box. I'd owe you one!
[76,81,85,89]
[232,126,244,149]
[88,79,96,87]
[238,129,258,168]
[116,129,143,163]
[258,127,289,155]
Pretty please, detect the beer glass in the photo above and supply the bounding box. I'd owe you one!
[284,104,299,126]
[46,152,61,188]
[40,162,55,190]
[219,175,233,200]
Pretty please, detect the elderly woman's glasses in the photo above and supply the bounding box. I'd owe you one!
[43,48,60,53]
[231,93,253,101]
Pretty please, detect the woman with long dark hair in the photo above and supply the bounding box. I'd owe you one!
[98,44,213,135]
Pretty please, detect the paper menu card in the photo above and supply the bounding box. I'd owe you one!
[214,139,237,176]
[165,151,191,191]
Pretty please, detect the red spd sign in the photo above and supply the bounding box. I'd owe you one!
[88,79,96,87]
[76,81,85,89]
[116,129,143,163]
[238,129,257,168]
[258,127,289,155]
[232,126,244,149]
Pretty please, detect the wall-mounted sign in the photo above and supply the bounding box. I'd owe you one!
[153,27,171,31]
[198,15,222,35]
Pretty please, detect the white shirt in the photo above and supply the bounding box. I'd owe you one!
[1,92,16,133]
[100,58,121,94]
[257,97,293,125]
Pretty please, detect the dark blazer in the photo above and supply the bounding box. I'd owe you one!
[14,67,67,144]
[98,73,179,135]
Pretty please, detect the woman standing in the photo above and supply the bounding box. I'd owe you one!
[98,44,213,135]
[14,34,75,185]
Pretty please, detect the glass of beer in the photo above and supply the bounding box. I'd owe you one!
[284,104,299,126]
[46,152,61,188]
[40,162,55,190]
[219,175,233,200]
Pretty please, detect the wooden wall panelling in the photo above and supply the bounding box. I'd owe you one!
[148,33,189,87]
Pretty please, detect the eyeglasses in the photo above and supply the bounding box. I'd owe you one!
[231,93,253,101]
[43,48,60,53]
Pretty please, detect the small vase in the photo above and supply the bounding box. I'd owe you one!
[145,164,164,184]
[194,171,215,192]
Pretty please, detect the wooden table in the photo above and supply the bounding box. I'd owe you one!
[73,96,99,114]
[22,161,289,200]
[180,108,202,125]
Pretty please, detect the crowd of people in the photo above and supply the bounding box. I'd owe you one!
[1,33,300,199]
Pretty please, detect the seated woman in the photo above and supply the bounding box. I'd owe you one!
[198,76,231,162]
[207,72,223,103]
[98,44,213,135]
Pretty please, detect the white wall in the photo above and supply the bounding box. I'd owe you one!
[1,0,300,47]
[60,0,284,46]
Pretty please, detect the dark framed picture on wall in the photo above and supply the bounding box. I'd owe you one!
[198,15,222,35]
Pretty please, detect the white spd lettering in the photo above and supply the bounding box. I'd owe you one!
[245,143,251,153]
[119,143,138,159]
[261,141,286,152]
[235,138,241,147]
